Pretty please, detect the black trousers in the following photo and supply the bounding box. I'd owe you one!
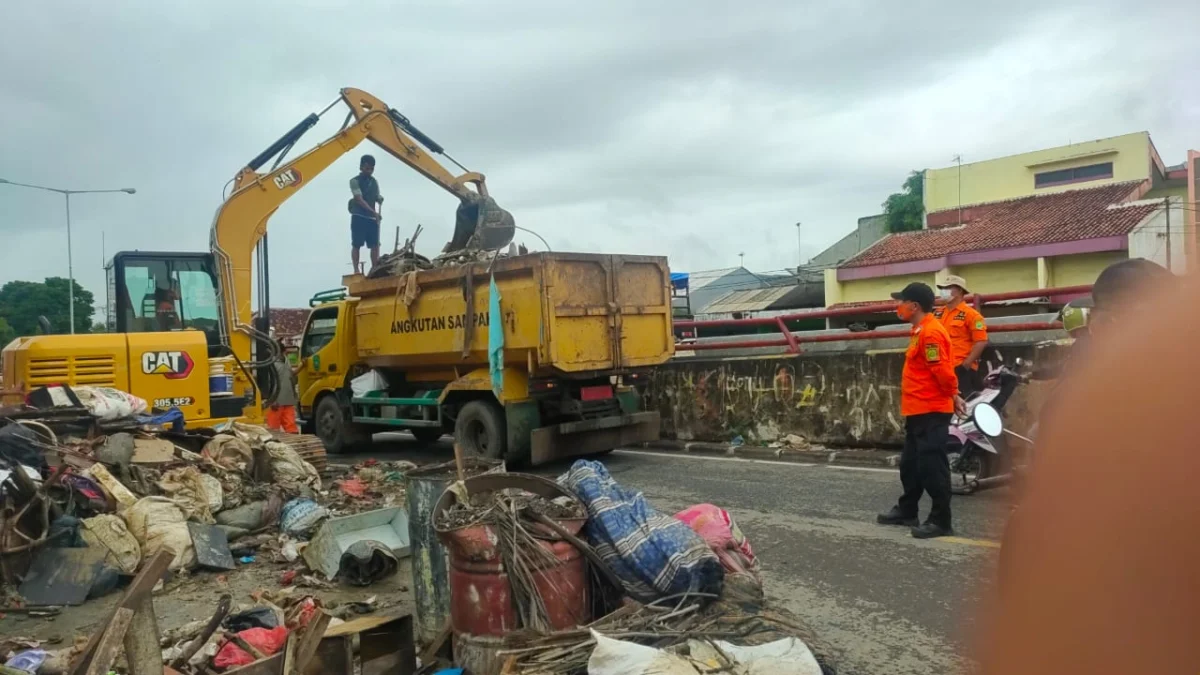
[955,365,982,398]
[896,412,953,529]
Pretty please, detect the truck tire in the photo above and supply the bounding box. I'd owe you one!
[410,427,444,444]
[315,396,371,454]
[454,400,506,459]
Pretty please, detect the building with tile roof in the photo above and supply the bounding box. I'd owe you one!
[823,133,1196,325]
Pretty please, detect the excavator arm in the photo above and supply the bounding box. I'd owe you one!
[211,87,507,368]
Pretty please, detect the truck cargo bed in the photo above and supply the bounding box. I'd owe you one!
[343,252,674,376]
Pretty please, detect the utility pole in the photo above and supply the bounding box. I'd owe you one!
[953,154,963,227]
[738,252,745,269]
[795,221,802,269]
[1165,197,1172,272]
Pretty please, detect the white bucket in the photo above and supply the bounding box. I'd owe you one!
[209,357,235,397]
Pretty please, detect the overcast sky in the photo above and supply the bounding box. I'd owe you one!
[2,0,1197,313]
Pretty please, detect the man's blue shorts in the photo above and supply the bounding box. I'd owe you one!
[351,214,380,248]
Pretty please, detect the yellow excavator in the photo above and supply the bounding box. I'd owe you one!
[1,88,514,433]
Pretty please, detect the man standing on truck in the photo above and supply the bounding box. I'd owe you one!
[349,154,383,274]
[877,282,965,539]
[932,275,989,396]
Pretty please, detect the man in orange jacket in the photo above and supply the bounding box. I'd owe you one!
[878,282,965,539]
[933,275,988,396]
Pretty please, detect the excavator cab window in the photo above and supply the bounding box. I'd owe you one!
[107,252,221,343]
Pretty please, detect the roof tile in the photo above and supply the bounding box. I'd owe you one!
[843,182,1156,268]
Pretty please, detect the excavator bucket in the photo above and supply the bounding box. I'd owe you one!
[451,197,515,252]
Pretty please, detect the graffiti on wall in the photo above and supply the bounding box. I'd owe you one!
[647,354,912,446]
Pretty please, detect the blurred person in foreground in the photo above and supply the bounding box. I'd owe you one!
[980,258,1187,674]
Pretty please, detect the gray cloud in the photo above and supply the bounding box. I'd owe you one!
[1,0,1197,313]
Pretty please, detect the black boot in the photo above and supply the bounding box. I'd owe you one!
[877,506,918,527]
[911,522,954,539]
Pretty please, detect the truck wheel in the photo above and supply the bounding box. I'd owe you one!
[454,400,506,459]
[410,427,444,444]
[315,396,371,454]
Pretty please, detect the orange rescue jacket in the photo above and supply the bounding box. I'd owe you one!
[901,313,958,416]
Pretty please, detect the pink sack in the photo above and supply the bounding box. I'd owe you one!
[213,626,289,668]
[674,504,759,578]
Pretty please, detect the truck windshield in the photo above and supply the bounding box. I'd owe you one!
[302,307,338,359]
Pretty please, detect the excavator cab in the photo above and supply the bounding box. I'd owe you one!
[106,251,222,349]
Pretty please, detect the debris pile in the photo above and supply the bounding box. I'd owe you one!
[0,385,427,674]
[417,461,837,674]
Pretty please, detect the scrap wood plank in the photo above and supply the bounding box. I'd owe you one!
[84,607,134,675]
[67,550,173,675]
[222,653,284,675]
[288,611,331,674]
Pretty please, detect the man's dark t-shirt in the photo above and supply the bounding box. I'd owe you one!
[348,174,381,217]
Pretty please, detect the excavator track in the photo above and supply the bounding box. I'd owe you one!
[268,431,329,474]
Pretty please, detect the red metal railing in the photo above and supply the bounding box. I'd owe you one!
[674,284,1089,353]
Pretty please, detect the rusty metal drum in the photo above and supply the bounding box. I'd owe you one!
[404,457,504,646]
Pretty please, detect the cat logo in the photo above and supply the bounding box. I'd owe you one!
[273,168,302,190]
[141,350,194,380]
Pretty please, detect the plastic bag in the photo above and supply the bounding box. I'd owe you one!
[0,424,46,472]
[81,514,142,574]
[675,504,760,579]
[350,370,388,397]
[280,498,328,538]
[202,435,254,472]
[158,467,217,523]
[267,441,321,491]
[221,421,274,446]
[587,631,699,675]
[74,386,148,421]
[123,497,195,570]
[212,626,288,669]
[710,638,822,675]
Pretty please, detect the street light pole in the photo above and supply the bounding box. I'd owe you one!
[795,221,802,268]
[0,179,135,334]
[65,192,74,334]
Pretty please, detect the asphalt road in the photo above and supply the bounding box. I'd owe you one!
[339,433,1013,675]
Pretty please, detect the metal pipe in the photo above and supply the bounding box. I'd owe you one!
[684,321,1062,351]
[675,284,1093,330]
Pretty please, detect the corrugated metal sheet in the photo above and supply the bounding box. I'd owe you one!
[699,283,822,315]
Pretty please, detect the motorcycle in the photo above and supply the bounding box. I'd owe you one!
[949,358,1035,495]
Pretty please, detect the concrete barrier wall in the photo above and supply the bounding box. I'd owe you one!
[645,342,1067,447]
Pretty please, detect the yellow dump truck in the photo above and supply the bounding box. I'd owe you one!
[298,253,673,463]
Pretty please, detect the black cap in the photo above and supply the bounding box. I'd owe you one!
[891,282,935,312]
[360,154,376,166]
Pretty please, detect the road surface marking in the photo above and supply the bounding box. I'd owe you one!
[612,450,817,468]
[940,536,1002,549]
[825,465,897,474]
[614,449,897,470]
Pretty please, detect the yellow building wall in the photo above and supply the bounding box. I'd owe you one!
[829,253,1125,306]
[839,272,937,303]
[1146,183,1188,201]
[1046,251,1128,287]
[946,259,1039,294]
[925,132,1151,213]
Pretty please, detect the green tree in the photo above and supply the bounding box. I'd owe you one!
[0,317,15,346]
[91,322,108,334]
[0,277,95,336]
[882,170,926,233]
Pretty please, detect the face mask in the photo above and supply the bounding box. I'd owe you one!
[938,288,953,300]
[896,303,915,321]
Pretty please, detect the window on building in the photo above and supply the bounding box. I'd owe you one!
[1034,162,1114,188]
